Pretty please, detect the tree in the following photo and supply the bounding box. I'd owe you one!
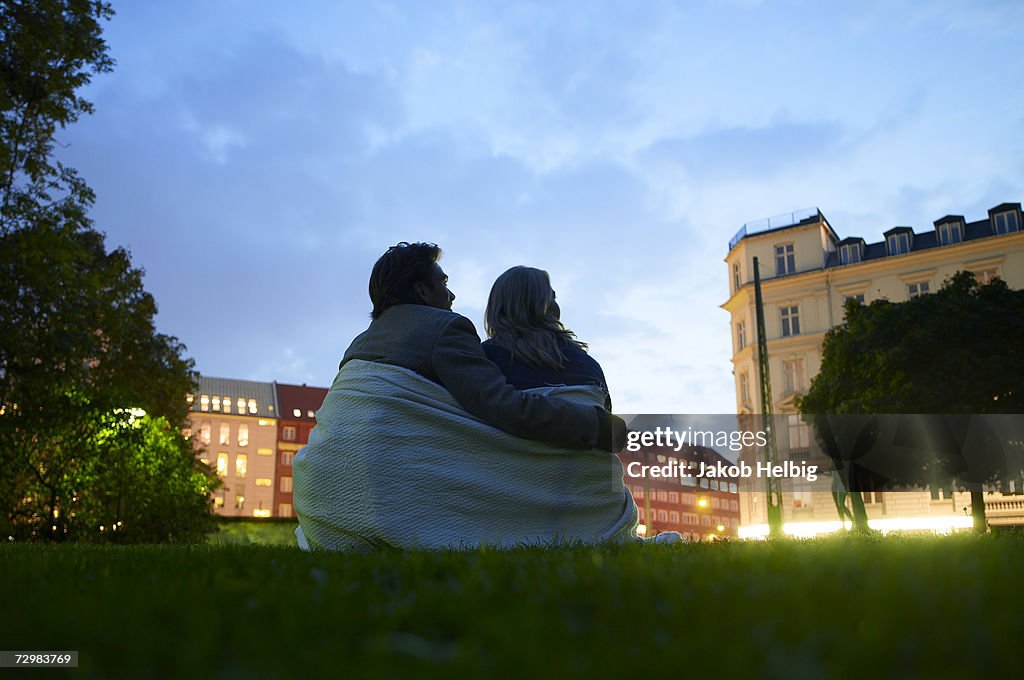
[798,272,1024,532]
[0,1,219,542]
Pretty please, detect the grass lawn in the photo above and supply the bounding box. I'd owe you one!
[3,533,1021,677]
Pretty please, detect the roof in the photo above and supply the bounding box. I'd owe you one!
[728,208,840,252]
[276,383,329,422]
[190,376,279,418]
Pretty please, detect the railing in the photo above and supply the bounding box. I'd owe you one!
[729,207,821,251]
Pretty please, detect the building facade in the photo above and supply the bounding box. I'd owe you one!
[187,377,280,518]
[274,383,328,519]
[722,202,1024,535]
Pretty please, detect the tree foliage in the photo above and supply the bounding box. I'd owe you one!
[798,272,1024,531]
[0,0,219,542]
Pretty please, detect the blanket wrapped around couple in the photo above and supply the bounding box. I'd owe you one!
[293,359,639,551]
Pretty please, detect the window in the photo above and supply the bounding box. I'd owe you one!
[775,244,795,276]
[783,359,805,394]
[281,451,294,466]
[839,243,861,265]
[844,294,865,304]
[712,497,721,509]
[200,422,212,445]
[235,485,245,510]
[216,453,228,477]
[247,399,257,414]
[293,408,301,417]
[236,398,246,414]
[730,499,739,511]
[887,233,911,255]
[212,396,221,412]
[279,503,293,517]
[994,211,1020,234]
[214,495,225,508]
[974,269,999,285]
[282,426,297,442]
[307,410,316,419]
[255,478,272,487]
[219,423,230,446]
[657,490,667,502]
[938,222,962,245]
[908,281,930,298]
[739,372,751,406]
[668,492,679,504]
[657,510,668,522]
[701,515,711,526]
[669,511,680,523]
[780,306,800,336]
[732,262,741,291]
[683,493,695,505]
[200,395,209,412]
[234,454,247,478]
[633,487,644,500]
[788,414,809,449]
[280,476,293,493]
[222,396,232,414]
[237,424,249,447]
[736,320,747,351]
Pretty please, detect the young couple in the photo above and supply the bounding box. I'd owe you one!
[293,242,653,551]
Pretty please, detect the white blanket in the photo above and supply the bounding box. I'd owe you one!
[293,359,638,551]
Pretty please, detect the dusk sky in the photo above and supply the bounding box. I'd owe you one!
[60,0,1024,413]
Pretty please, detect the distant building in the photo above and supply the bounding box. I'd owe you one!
[618,415,741,540]
[274,383,328,519]
[722,202,1024,535]
[187,377,279,518]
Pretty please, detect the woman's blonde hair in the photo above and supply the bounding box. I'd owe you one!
[484,266,587,370]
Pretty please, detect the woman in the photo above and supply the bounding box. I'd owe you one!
[482,266,612,410]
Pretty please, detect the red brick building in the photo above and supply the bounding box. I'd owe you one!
[274,383,328,518]
[617,417,741,540]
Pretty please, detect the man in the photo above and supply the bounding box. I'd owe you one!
[341,242,625,451]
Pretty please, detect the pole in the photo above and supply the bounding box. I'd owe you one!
[753,256,785,538]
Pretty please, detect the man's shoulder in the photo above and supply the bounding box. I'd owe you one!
[379,304,468,328]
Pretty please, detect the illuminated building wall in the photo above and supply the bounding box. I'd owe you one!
[187,377,279,518]
[722,202,1024,535]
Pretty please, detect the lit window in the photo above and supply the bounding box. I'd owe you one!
[886,233,911,256]
[281,451,294,466]
[783,359,806,394]
[780,306,800,336]
[775,244,795,276]
[248,399,257,414]
[216,453,228,477]
[214,496,225,508]
[199,457,209,465]
[222,396,232,414]
[257,448,273,456]
[736,320,747,351]
[938,222,962,245]
[200,395,209,412]
[212,396,221,412]
[199,423,212,444]
[186,394,194,405]
[219,423,230,446]
[255,478,272,487]
[282,426,297,442]
[235,485,245,510]
[307,410,315,419]
[788,414,809,448]
[974,269,999,285]
[252,508,271,518]
[279,503,292,517]
[908,281,930,298]
[994,211,1020,235]
[293,408,301,417]
[235,454,247,478]
[236,398,246,413]
[237,424,249,447]
[280,476,293,493]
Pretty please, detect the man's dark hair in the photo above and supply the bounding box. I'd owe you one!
[369,242,442,319]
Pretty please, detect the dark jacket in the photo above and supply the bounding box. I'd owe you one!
[341,304,605,450]
[481,339,612,410]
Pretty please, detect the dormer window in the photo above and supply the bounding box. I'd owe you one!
[886,232,911,256]
[839,243,862,265]
[937,221,962,245]
[993,210,1019,235]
